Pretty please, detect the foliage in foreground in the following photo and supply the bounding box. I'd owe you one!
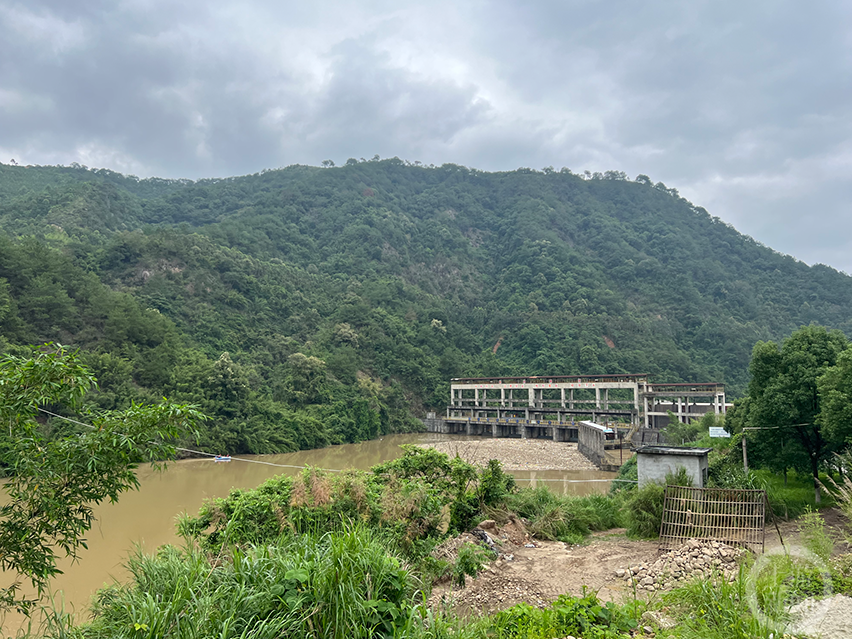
[482,593,637,639]
[77,528,416,639]
[660,565,777,639]
[0,345,205,614]
[50,529,640,639]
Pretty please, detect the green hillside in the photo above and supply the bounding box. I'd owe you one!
[1,159,850,454]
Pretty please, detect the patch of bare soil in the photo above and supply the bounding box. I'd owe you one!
[430,522,660,617]
[430,509,852,621]
[765,507,850,553]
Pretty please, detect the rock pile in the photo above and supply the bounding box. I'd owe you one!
[615,539,747,592]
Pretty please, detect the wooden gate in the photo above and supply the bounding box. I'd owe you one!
[659,485,766,553]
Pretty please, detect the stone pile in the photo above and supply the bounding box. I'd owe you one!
[615,538,747,592]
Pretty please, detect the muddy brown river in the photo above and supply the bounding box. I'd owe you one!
[1,433,613,632]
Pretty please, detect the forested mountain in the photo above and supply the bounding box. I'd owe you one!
[1,159,851,454]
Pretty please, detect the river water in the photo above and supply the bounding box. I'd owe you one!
[1,433,613,632]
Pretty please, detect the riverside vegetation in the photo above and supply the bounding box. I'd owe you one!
[29,443,852,639]
[2,349,851,638]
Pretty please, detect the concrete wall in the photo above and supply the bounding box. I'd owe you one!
[577,421,608,467]
[637,452,708,488]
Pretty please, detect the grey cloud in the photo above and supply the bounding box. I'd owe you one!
[3,1,852,271]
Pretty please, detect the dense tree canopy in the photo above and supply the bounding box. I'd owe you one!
[3,160,852,455]
[729,326,850,502]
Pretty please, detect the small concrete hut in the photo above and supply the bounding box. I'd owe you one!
[635,445,712,488]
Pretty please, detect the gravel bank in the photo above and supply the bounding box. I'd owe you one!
[416,439,598,471]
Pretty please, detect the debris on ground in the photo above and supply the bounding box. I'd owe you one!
[428,520,660,615]
[615,538,747,592]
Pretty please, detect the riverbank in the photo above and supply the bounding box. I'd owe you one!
[416,438,599,471]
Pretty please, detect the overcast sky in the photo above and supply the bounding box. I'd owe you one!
[2,1,851,272]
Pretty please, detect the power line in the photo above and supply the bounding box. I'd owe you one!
[37,408,633,483]
[37,408,341,472]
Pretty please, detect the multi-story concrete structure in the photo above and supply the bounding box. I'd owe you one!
[432,374,728,441]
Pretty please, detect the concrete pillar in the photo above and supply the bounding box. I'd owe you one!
[501,388,505,407]
[561,388,566,408]
[643,395,649,428]
[603,388,609,410]
[475,388,479,407]
[528,388,534,407]
[596,387,601,410]
[570,389,574,409]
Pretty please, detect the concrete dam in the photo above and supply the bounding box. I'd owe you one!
[424,373,729,469]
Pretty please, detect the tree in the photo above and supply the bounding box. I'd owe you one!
[818,346,852,450]
[0,344,205,613]
[744,326,848,503]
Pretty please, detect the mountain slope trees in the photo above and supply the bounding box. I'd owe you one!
[2,160,852,454]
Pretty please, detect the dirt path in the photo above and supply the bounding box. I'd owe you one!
[431,526,660,616]
[431,509,851,619]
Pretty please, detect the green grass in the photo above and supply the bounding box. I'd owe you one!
[75,526,418,639]
[752,469,836,519]
[659,565,777,639]
[504,487,625,544]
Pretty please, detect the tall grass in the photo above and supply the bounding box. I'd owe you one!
[662,566,777,639]
[78,526,417,639]
[505,487,624,544]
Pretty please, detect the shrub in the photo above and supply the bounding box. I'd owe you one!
[506,487,622,544]
[609,455,637,495]
[453,542,494,587]
[487,592,636,639]
[478,459,516,507]
[624,483,665,538]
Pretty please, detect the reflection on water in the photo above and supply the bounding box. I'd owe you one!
[1,433,613,632]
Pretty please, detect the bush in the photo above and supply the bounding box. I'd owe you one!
[453,542,494,587]
[506,487,623,544]
[478,459,516,508]
[609,455,637,495]
[487,592,637,639]
[624,483,665,538]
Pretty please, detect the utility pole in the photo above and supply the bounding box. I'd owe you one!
[742,432,748,473]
